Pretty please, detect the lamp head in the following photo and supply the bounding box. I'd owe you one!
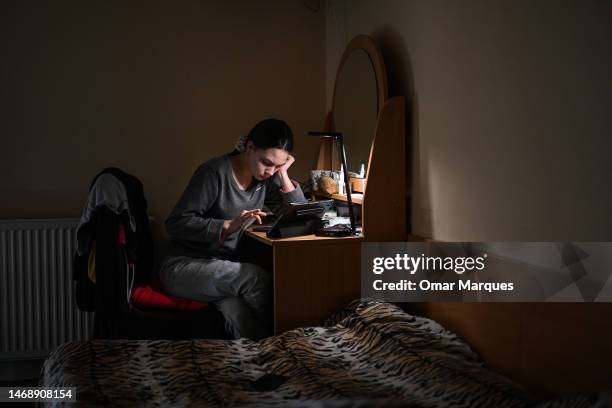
[307,131,343,140]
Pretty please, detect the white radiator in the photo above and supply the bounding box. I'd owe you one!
[0,219,93,360]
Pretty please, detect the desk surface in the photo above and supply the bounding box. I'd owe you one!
[314,191,364,204]
[245,228,363,247]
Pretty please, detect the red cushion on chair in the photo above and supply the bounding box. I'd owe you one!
[131,282,210,311]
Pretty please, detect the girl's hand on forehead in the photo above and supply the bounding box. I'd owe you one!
[278,154,295,174]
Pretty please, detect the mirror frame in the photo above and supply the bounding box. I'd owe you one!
[331,35,388,118]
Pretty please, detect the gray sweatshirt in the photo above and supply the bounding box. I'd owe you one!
[166,154,307,259]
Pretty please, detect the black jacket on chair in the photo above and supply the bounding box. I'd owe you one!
[73,168,227,340]
[74,168,153,312]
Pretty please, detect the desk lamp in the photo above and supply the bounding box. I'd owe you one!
[307,131,357,235]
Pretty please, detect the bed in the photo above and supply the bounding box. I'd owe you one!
[40,299,605,407]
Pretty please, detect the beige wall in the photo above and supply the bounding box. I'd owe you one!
[326,0,612,397]
[326,0,612,241]
[1,0,325,230]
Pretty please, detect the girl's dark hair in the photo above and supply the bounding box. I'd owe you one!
[246,118,294,152]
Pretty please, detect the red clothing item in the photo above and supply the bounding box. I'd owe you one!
[131,282,209,311]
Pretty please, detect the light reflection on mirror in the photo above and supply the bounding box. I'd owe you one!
[333,48,378,175]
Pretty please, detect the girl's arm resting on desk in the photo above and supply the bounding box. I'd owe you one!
[276,169,296,193]
[264,173,307,215]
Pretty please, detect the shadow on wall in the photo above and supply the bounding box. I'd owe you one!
[372,25,430,238]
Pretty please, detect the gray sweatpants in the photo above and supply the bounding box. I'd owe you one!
[158,256,272,340]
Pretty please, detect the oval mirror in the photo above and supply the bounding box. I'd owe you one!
[333,49,378,174]
[332,36,387,176]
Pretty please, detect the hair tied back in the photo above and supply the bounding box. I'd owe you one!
[234,134,247,153]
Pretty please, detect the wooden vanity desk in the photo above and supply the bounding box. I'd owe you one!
[244,229,363,334]
[244,35,405,335]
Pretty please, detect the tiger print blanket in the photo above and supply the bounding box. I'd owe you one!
[41,299,606,407]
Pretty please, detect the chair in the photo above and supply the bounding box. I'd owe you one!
[73,168,229,340]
